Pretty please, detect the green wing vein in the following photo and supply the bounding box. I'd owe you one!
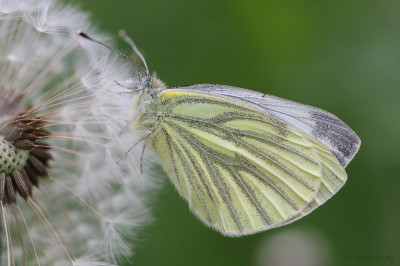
[146,92,333,235]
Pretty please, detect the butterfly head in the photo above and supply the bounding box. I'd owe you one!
[136,71,166,100]
[138,72,151,89]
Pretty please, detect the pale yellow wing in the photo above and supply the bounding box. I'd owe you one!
[170,85,359,228]
[275,134,347,227]
[176,84,361,167]
[144,90,327,236]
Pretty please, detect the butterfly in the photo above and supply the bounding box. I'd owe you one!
[80,31,361,236]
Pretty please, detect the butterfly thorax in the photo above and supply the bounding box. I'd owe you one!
[134,73,166,132]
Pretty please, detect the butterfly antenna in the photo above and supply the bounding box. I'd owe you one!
[119,30,149,75]
[77,30,148,75]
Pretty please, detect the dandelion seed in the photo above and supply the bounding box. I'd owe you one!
[0,0,157,264]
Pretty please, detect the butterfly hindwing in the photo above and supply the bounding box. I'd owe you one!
[145,89,327,235]
[276,134,348,226]
[166,86,353,229]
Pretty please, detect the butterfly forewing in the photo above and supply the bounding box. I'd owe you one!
[143,90,327,235]
[175,84,361,167]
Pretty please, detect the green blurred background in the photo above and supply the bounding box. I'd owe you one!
[77,1,399,265]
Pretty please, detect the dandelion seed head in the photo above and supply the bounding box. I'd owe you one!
[0,0,157,264]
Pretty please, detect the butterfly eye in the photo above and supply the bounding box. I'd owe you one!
[140,76,151,88]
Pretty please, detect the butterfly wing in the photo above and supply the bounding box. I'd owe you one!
[167,85,360,228]
[143,88,348,235]
[275,132,348,227]
[176,84,361,168]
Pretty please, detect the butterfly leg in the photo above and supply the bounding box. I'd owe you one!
[113,80,142,94]
[118,131,152,163]
[139,142,147,175]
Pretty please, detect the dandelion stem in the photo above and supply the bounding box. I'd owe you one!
[10,207,27,266]
[16,205,41,266]
[1,202,11,266]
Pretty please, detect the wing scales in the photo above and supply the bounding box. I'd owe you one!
[164,122,244,233]
[169,115,321,207]
[276,136,347,227]
[172,85,361,167]
[146,91,326,235]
